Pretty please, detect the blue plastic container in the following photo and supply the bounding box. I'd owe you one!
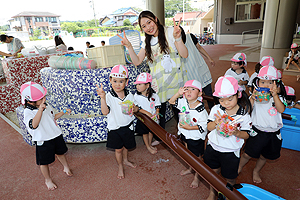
[282,108,300,127]
[281,124,300,151]
[237,183,285,200]
[254,87,270,103]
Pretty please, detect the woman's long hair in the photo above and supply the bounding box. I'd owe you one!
[138,11,169,63]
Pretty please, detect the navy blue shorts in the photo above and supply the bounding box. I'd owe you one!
[106,125,136,150]
[244,126,282,160]
[135,119,152,135]
[203,144,239,179]
[35,134,68,165]
[285,58,299,64]
[180,134,205,157]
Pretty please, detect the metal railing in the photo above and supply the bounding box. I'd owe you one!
[241,29,263,44]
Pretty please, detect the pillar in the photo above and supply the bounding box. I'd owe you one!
[260,0,299,69]
[146,0,165,25]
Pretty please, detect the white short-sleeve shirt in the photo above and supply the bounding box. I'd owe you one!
[225,67,249,91]
[106,89,137,131]
[23,104,62,143]
[248,72,258,87]
[207,104,251,157]
[175,98,208,140]
[251,96,284,132]
[141,26,178,53]
[288,50,299,60]
[134,93,161,115]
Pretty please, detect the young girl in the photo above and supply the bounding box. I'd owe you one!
[21,82,72,190]
[239,66,286,184]
[203,75,252,200]
[225,53,249,91]
[117,10,188,129]
[134,72,161,154]
[96,65,139,179]
[169,80,208,189]
[285,86,300,109]
[248,56,275,94]
[285,43,300,71]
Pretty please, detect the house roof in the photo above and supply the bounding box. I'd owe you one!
[99,16,110,24]
[12,11,60,18]
[174,11,205,21]
[129,16,138,24]
[102,18,116,26]
[112,7,138,15]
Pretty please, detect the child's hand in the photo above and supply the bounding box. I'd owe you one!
[96,83,106,99]
[270,81,278,97]
[63,109,71,115]
[39,98,46,111]
[178,87,185,96]
[179,121,190,130]
[250,88,257,101]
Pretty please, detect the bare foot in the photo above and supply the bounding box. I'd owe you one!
[117,165,124,179]
[63,168,73,176]
[147,147,157,154]
[253,171,262,183]
[180,168,192,176]
[45,179,57,191]
[150,145,157,151]
[190,177,200,188]
[123,160,137,168]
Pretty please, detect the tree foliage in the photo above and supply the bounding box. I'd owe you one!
[61,22,81,35]
[123,19,131,26]
[165,0,197,18]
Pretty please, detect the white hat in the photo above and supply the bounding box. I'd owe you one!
[213,76,239,98]
[20,82,47,104]
[231,53,247,66]
[258,66,278,80]
[184,80,202,92]
[110,65,128,78]
[260,56,274,67]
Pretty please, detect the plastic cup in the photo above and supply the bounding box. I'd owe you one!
[255,87,270,103]
[215,115,236,137]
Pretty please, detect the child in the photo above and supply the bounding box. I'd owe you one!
[134,72,161,154]
[225,53,249,91]
[285,86,300,109]
[285,43,300,71]
[203,75,252,200]
[101,40,105,46]
[96,65,139,179]
[169,80,208,189]
[20,82,72,190]
[239,66,286,184]
[248,56,275,94]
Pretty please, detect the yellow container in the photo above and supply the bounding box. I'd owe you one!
[87,44,126,68]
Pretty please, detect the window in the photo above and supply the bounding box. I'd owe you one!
[35,17,43,22]
[235,0,266,21]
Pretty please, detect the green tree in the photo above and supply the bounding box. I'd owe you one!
[85,19,99,27]
[61,22,81,35]
[123,19,131,26]
[165,0,196,18]
[33,28,41,40]
[0,25,9,31]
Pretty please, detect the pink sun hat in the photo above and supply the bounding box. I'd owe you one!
[20,82,47,104]
[291,43,298,49]
[258,66,278,80]
[213,75,239,98]
[110,65,128,78]
[231,53,247,66]
[260,56,275,67]
[184,80,202,92]
[285,86,295,96]
[134,72,152,84]
[277,70,282,79]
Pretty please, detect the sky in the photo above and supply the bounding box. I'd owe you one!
[0,0,146,25]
